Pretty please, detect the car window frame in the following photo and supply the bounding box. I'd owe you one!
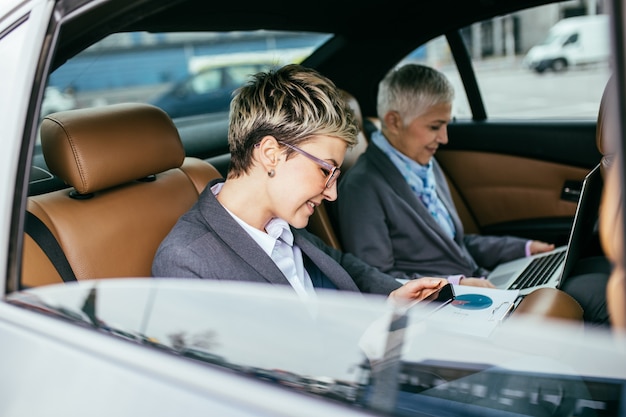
[446,30,487,121]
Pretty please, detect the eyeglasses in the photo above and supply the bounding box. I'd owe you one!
[279,141,341,188]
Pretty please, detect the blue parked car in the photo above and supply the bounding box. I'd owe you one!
[150,61,275,118]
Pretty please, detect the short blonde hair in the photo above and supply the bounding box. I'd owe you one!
[228,64,359,177]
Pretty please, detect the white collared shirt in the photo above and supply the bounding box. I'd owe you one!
[211,182,316,299]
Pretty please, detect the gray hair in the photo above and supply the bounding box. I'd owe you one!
[377,64,455,126]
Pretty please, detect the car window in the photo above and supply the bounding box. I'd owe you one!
[45,31,332,120]
[401,2,611,120]
[9,279,626,417]
[563,32,579,46]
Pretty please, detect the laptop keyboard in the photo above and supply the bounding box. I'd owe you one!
[509,250,567,290]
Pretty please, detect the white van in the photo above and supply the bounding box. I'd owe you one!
[523,14,610,73]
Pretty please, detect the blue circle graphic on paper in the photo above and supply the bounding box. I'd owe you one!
[452,294,493,310]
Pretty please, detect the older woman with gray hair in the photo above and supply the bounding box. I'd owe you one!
[336,64,554,287]
[337,63,610,325]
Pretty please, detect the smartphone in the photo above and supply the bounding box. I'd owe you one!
[405,283,456,313]
[431,283,455,304]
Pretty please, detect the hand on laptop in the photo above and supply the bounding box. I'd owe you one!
[460,277,496,288]
[530,240,555,255]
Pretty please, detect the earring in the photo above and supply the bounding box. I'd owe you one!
[268,169,275,178]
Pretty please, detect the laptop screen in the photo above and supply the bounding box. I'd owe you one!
[558,163,603,286]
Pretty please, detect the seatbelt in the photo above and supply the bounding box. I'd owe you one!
[24,211,77,282]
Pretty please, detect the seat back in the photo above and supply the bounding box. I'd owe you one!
[600,161,626,330]
[597,76,626,331]
[307,90,368,249]
[22,103,222,287]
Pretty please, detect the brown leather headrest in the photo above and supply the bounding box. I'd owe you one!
[41,103,185,195]
[339,89,369,170]
[340,89,364,130]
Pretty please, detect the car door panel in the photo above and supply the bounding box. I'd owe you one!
[438,120,600,244]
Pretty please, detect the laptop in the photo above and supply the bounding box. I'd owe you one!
[485,164,602,296]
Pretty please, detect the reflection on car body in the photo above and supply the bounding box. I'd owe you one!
[180,347,226,364]
[7,280,626,416]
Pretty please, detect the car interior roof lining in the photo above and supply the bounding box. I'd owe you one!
[51,0,567,69]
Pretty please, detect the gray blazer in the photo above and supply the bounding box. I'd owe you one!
[336,143,527,280]
[152,179,402,296]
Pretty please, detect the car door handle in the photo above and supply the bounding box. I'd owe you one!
[561,180,582,202]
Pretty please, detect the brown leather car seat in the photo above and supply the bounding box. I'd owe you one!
[307,90,369,250]
[21,103,222,288]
